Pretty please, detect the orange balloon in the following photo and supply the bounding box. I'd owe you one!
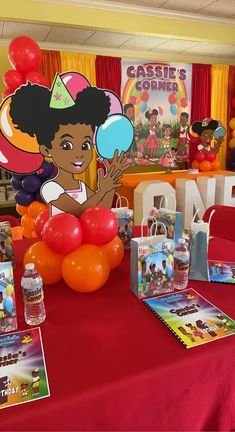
[28,201,46,219]
[191,160,200,169]
[24,241,63,285]
[22,227,33,239]
[101,236,124,270]
[21,214,35,230]
[211,159,220,171]
[199,160,212,172]
[0,96,39,153]
[16,204,28,216]
[31,230,38,238]
[62,244,110,292]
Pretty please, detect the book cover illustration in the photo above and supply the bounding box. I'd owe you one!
[0,221,15,265]
[209,260,235,284]
[0,327,50,409]
[0,262,17,334]
[143,288,235,348]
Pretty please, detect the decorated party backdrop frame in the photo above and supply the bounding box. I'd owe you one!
[121,60,192,171]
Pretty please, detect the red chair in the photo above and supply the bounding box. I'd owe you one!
[203,205,235,241]
[0,215,20,228]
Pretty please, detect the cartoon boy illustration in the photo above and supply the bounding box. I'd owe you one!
[31,368,40,395]
[8,73,133,217]
[20,382,29,397]
[177,112,189,159]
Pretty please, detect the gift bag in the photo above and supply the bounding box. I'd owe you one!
[0,221,15,267]
[150,194,182,246]
[112,196,133,249]
[189,209,215,282]
[131,217,174,299]
[0,261,17,334]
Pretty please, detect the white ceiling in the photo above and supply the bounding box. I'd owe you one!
[1,0,235,63]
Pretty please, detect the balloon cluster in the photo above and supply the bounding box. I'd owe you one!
[168,89,188,116]
[24,206,124,292]
[228,115,235,170]
[228,117,235,150]
[11,161,56,238]
[129,90,163,117]
[3,35,49,99]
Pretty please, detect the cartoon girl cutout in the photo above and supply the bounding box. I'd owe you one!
[9,74,131,217]
[144,109,160,160]
[192,119,223,154]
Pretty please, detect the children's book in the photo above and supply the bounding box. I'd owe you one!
[208,260,235,284]
[143,288,235,348]
[0,327,50,409]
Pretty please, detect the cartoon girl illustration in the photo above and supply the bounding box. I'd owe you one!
[8,73,132,217]
[144,109,160,160]
[148,263,157,294]
[192,119,223,154]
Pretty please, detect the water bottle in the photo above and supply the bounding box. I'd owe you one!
[173,238,190,290]
[21,263,46,325]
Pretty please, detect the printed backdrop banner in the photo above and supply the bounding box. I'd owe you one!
[121,60,192,167]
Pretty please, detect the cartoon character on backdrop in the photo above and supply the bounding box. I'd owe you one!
[161,124,172,150]
[144,109,161,160]
[190,118,226,171]
[0,72,134,217]
[177,112,189,160]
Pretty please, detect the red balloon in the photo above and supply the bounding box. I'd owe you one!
[2,88,13,100]
[180,97,188,108]
[204,151,216,162]
[8,36,41,74]
[141,91,149,102]
[80,206,118,246]
[34,209,50,237]
[195,151,205,162]
[3,70,25,91]
[26,71,49,87]
[168,93,177,104]
[43,213,83,254]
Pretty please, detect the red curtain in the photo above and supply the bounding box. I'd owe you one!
[189,64,211,166]
[95,56,121,97]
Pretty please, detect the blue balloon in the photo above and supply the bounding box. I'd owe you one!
[22,175,42,193]
[166,265,173,278]
[4,296,13,313]
[170,104,177,115]
[15,189,34,206]
[214,126,226,139]
[140,102,147,113]
[96,114,134,160]
[11,177,22,190]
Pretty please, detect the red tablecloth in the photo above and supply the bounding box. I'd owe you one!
[2,239,235,431]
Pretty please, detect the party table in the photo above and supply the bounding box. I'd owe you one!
[1,239,235,431]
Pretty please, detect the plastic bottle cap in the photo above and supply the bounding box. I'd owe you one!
[178,238,186,244]
[25,263,35,271]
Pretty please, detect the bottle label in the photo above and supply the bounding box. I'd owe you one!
[23,284,44,304]
[174,257,189,272]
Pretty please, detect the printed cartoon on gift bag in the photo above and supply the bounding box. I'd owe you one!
[131,219,174,299]
[0,72,134,216]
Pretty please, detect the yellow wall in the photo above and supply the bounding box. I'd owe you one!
[0,46,11,97]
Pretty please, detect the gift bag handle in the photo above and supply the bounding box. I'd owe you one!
[191,208,216,235]
[141,216,157,238]
[116,195,129,208]
[150,221,167,242]
[159,193,177,212]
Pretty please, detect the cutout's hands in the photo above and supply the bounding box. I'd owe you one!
[98,165,122,194]
[103,150,131,177]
